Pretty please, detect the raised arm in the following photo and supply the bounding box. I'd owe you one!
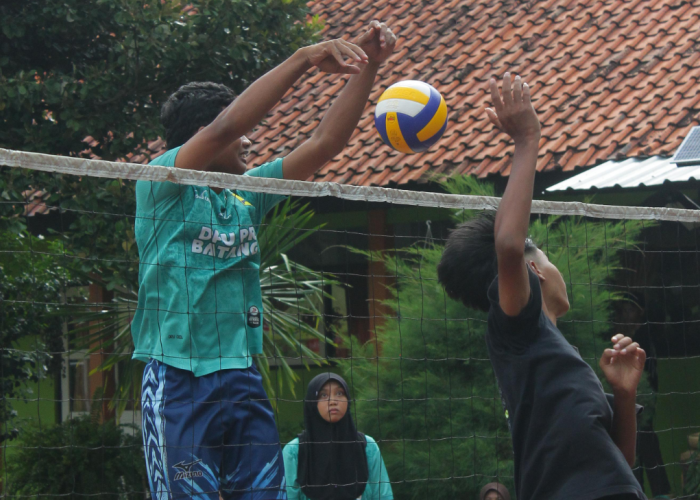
[487,73,541,316]
[600,334,646,466]
[283,21,397,181]
[175,39,369,172]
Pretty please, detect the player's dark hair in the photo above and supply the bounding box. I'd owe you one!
[437,212,538,312]
[161,82,236,149]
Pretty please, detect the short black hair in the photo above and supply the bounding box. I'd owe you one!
[161,82,236,149]
[437,212,538,312]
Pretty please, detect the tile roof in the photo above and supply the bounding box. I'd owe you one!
[21,189,54,217]
[248,0,700,186]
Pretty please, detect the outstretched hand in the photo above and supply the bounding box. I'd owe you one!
[486,73,541,143]
[302,39,369,75]
[599,334,646,396]
[354,20,397,64]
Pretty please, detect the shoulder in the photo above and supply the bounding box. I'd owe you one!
[148,147,181,167]
[487,267,543,328]
[136,147,181,198]
[244,157,284,179]
[488,265,541,310]
[362,434,380,457]
[283,437,300,457]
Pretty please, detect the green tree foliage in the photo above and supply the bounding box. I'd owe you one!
[5,416,147,497]
[0,0,318,158]
[0,1,323,417]
[0,231,68,443]
[340,177,645,500]
[0,0,319,289]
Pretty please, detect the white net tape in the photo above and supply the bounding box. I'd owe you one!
[1,147,699,222]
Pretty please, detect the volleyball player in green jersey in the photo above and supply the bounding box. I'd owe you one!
[133,22,397,499]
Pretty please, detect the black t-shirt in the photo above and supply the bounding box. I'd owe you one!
[486,268,646,500]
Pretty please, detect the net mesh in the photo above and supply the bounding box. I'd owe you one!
[1,149,699,499]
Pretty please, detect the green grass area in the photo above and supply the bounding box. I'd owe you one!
[3,337,59,465]
[11,376,57,427]
[7,335,59,428]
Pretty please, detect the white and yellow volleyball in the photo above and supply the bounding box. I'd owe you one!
[374,80,448,154]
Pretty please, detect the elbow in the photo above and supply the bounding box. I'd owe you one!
[494,233,525,261]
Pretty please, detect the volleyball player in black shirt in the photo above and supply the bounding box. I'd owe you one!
[437,74,647,500]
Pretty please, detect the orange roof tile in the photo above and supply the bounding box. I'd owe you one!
[245,0,700,186]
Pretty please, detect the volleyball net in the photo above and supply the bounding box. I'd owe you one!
[1,148,699,499]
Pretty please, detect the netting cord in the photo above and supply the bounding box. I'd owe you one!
[2,148,699,223]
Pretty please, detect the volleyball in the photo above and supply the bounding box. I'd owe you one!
[374,80,448,154]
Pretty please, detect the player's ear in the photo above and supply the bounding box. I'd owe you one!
[528,260,546,282]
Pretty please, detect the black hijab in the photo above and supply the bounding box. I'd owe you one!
[297,373,369,500]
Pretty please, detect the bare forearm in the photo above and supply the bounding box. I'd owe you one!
[314,61,380,156]
[494,138,539,249]
[611,390,638,467]
[213,50,310,140]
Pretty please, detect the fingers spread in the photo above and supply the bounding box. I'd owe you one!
[513,75,522,103]
[502,72,514,107]
[489,78,504,115]
[485,108,502,129]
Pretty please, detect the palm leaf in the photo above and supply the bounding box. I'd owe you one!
[56,197,338,416]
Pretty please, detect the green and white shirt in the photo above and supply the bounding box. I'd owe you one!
[131,147,286,376]
[282,435,394,500]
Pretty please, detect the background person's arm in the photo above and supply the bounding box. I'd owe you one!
[487,73,542,316]
[364,438,394,500]
[282,442,302,500]
[175,39,368,172]
[283,21,397,181]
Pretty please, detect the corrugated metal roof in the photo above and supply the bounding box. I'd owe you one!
[546,157,700,192]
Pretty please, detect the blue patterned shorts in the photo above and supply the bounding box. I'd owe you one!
[141,359,286,499]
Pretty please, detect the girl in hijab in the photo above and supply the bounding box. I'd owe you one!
[479,483,511,500]
[282,373,394,500]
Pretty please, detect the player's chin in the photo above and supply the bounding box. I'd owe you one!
[554,296,570,317]
[229,159,247,175]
